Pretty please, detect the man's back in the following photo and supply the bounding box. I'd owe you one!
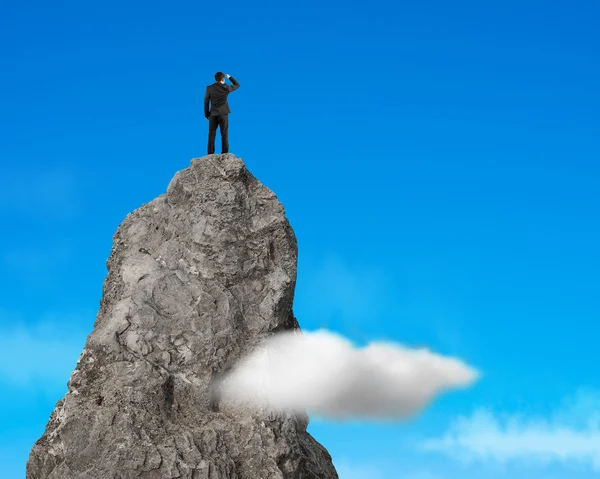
[205,73,240,155]
[204,77,240,117]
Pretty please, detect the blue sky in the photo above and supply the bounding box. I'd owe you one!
[1,0,600,477]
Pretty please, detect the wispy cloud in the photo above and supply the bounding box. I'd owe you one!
[221,329,478,420]
[422,391,600,471]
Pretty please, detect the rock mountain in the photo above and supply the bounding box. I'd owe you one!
[27,154,339,479]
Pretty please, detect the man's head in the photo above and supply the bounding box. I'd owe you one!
[214,72,225,83]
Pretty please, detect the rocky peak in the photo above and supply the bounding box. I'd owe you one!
[27,154,338,479]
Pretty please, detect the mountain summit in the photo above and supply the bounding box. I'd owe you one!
[27,154,338,479]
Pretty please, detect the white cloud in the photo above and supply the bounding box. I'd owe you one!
[220,329,478,420]
[422,392,600,470]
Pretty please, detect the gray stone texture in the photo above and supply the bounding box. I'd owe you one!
[27,154,338,479]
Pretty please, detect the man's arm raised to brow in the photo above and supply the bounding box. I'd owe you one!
[225,74,240,92]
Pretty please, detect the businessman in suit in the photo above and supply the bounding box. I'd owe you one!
[204,72,240,154]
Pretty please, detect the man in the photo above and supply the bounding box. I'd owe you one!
[204,72,240,154]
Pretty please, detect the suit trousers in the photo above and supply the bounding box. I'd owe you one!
[208,114,229,154]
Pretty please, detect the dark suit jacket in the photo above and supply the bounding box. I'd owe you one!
[204,77,240,118]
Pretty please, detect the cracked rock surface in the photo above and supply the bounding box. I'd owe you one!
[27,154,338,479]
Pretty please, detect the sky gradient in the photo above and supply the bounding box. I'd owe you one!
[1,0,600,477]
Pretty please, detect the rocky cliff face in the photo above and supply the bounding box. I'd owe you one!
[27,154,338,479]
